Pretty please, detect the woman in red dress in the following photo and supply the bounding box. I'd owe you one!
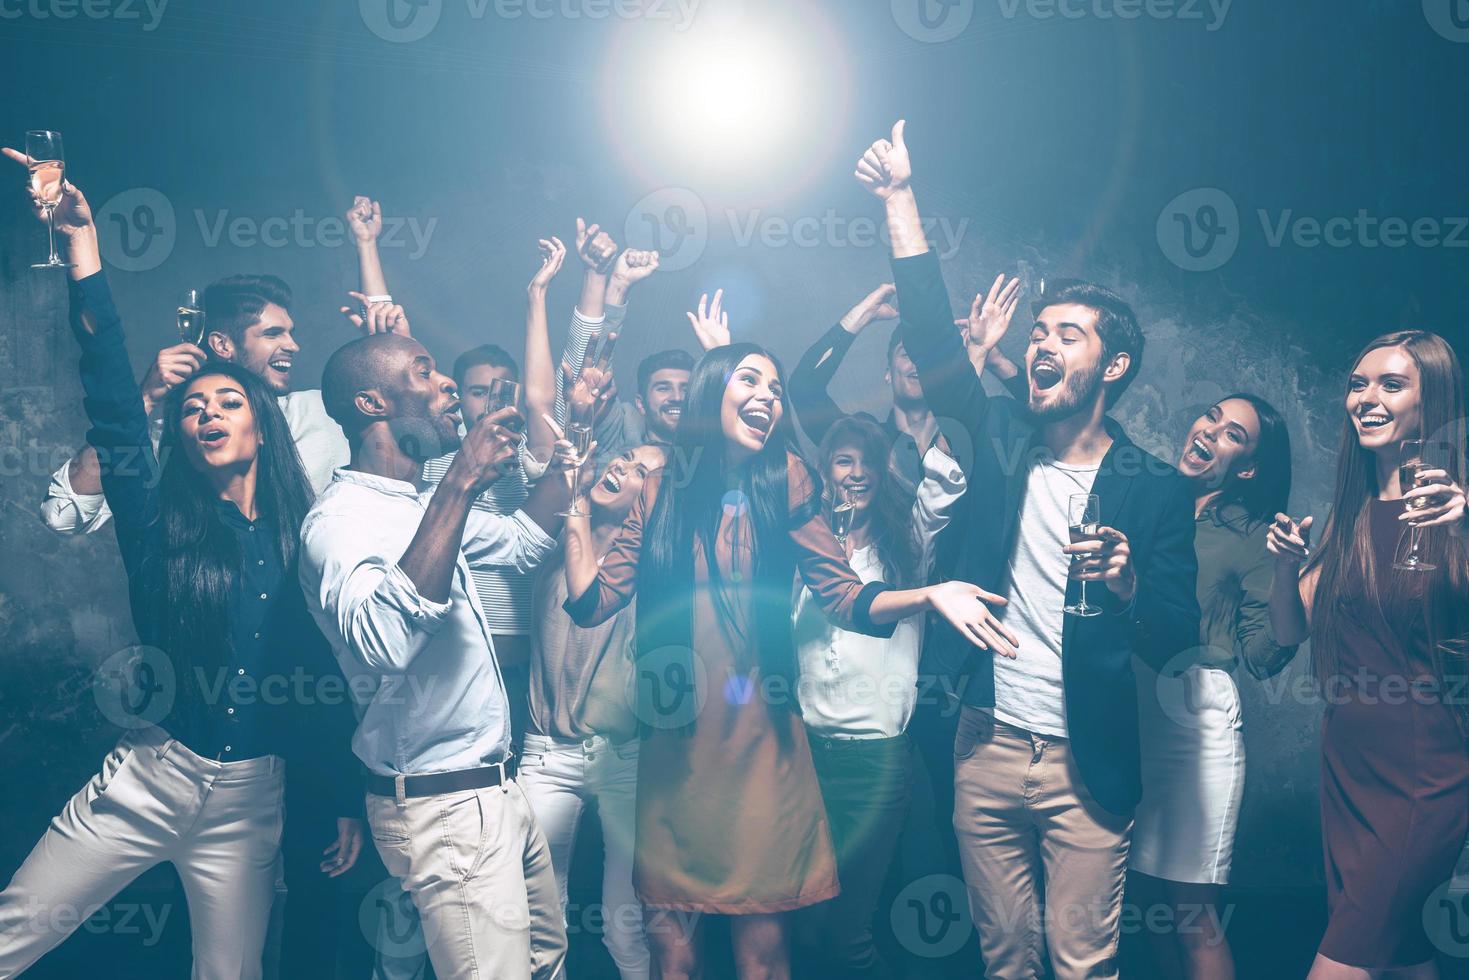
[563,341,1013,979]
[1268,330,1469,978]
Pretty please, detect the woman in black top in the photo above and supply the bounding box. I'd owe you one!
[0,173,359,979]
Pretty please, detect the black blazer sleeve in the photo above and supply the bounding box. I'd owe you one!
[1129,474,1202,672]
[789,321,858,449]
[892,250,993,476]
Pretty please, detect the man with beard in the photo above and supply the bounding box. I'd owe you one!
[300,332,575,980]
[39,273,353,532]
[857,121,1199,980]
[589,347,693,463]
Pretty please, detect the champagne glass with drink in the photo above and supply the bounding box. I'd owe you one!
[557,422,594,518]
[1065,492,1104,617]
[1393,438,1437,572]
[25,131,71,270]
[830,486,855,548]
[177,288,205,345]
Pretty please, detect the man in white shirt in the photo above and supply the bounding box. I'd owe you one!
[39,274,351,532]
[300,331,571,980]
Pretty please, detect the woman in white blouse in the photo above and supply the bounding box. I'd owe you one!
[792,414,966,978]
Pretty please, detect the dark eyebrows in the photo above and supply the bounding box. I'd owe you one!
[183,385,245,402]
[413,356,433,371]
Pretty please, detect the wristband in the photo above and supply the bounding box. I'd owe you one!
[362,294,393,304]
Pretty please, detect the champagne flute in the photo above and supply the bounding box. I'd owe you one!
[177,288,205,345]
[25,131,72,270]
[1393,439,1437,572]
[557,422,594,518]
[1065,493,1104,617]
[485,378,522,470]
[830,486,856,548]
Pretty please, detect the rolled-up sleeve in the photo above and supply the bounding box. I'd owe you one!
[40,458,110,535]
[461,507,557,573]
[912,444,967,572]
[300,511,452,675]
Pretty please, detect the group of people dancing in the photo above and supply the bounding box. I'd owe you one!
[0,119,1466,980]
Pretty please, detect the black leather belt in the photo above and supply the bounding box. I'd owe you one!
[367,761,513,801]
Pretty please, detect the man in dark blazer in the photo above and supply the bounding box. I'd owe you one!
[856,120,1200,980]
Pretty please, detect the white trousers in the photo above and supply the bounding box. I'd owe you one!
[518,733,648,980]
[365,777,568,980]
[0,727,284,979]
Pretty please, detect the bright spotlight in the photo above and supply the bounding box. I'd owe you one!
[601,4,851,196]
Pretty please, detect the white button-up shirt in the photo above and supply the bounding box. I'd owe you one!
[299,467,555,776]
[792,445,967,738]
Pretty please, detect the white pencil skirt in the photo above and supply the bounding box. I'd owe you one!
[1130,664,1245,885]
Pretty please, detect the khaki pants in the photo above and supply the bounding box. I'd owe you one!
[366,778,567,980]
[952,708,1132,980]
[0,727,283,979]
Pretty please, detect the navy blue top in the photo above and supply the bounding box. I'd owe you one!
[71,271,358,813]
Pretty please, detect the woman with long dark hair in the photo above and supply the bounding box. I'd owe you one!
[791,414,966,978]
[0,179,359,979]
[563,342,1014,979]
[1268,331,1469,979]
[1130,394,1299,980]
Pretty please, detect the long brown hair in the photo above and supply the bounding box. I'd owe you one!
[817,415,922,587]
[1307,331,1469,723]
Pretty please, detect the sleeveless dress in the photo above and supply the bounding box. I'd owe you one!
[1318,497,1469,967]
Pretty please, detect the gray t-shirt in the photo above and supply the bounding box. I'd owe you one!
[991,457,1099,737]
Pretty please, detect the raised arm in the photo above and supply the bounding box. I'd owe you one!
[524,236,568,465]
[562,469,651,628]
[788,284,898,447]
[855,121,993,436]
[347,196,390,297]
[687,289,731,352]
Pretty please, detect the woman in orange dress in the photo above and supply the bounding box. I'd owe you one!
[563,341,1013,979]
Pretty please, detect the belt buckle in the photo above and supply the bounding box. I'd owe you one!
[493,760,507,785]
[394,773,408,805]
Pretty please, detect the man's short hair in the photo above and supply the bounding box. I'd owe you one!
[1032,279,1144,406]
[452,344,520,389]
[321,333,418,438]
[636,349,694,400]
[203,275,293,344]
